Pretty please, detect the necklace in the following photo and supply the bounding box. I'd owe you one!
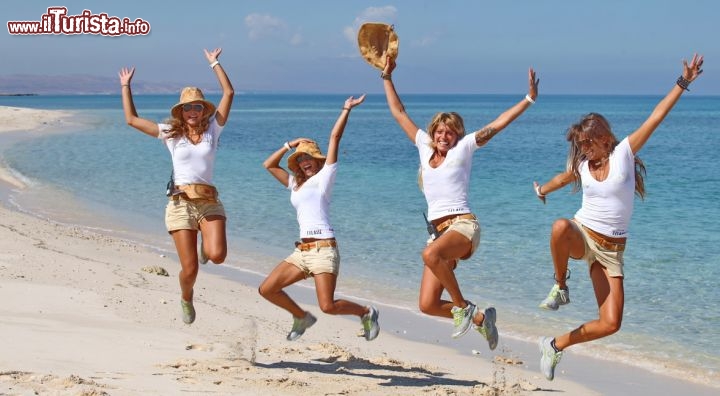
[591,157,608,167]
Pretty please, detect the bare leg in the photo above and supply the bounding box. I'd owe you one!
[170,229,199,302]
[258,261,307,318]
[314,273,368,317]
[421,231,472,308]
[554,262,624,350]
[550,219,585,288]
[198,215,227,264]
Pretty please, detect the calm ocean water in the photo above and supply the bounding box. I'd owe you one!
[2,93,719,384]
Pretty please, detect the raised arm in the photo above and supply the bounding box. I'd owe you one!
[119,67,161,137]
[474,68,539,147]
[628,53,704,154]
[382,55,420,142]
[325,95,366,166]
[263,137,313,187]
[533,170,576,205]
[204,48,235,126]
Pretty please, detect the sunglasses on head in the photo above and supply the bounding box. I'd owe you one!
[182,103,204,112]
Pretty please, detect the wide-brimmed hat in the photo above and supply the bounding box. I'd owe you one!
[170,87,216,120]
[357,22,398,70]
[287,140,326,174]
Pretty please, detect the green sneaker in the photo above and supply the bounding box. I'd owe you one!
[287,311,317,341]
[539,336,563,380]
[361,306,380,341]
[539,284,570,311]
[451,301,476,338]
[475,307,498,350]
[181,299,196,324]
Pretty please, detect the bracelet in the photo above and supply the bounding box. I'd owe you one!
[535,184,545,197]
[525,94,535,104]
[342,107,351,111]
[676,76,691,91]
[209,60,220,69]
[121,84,129,87]
[283,141,291,151]
[381,72,392,80]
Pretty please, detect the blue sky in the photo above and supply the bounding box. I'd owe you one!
[2,1,718,94]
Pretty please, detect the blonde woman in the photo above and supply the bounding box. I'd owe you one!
[119,48,234,324]
[381,55,539,349]
[260,95,380,342]
[533,53,703,381]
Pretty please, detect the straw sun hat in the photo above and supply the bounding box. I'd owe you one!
[287,140,327,174]
[357,22,399,70]
[170,87,216,120]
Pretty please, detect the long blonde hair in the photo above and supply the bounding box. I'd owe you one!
[165,113,211,139]
[565,113,647,199]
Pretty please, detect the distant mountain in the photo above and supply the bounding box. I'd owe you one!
[0,74,193,95]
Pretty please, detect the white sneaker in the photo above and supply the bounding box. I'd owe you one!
[475,307,498,350]
[361,306,380,341]
[451,301,476,338]
[539,336,563,380]
[287,312,317,341]
[539,284,570,310]
[198,235,209,265]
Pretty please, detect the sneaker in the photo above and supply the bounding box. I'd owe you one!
[198,235,209,265]
[181,299,196,324]
[451,301,476,338]
[361,306,380,341]
[287,311,317,341]
[539,284,570,311]
[475,307,498,350]
[539,336,563,380]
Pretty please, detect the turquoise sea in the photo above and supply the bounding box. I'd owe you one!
[1,93,719,385]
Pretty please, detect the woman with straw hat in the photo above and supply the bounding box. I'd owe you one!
[380,53,538,350]
[118,48,234,325]
[259,95,380,342]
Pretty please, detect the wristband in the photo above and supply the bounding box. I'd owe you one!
[535,184,545,197]
[209,61,220,69]
[525,94,535,104]
[342,107,351,111]
[381,72,392,80]
[676,76,691,91]
[283,141,291,151]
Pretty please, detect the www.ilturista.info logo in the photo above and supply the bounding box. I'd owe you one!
[7,7,150,36]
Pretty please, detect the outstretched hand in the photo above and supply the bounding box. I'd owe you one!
[204,48,222,63]
[528,68,539,101]
[383,54,396,76]
[682,53,704,82]
[118,67,135,86]
[344,94,366,110]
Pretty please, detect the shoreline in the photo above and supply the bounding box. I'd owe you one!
[1,105,718,394]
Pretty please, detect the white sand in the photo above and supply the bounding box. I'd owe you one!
[1,105,717,395]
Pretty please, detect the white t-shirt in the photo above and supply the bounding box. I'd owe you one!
[157,117,223,186]
[288,162,337,239]
[416,129,479,221]
[575,137,636,238]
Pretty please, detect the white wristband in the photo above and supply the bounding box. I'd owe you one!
[535,184,545,197]
[525,94,535,104]
[209,61,220,69]
[283,141,291,151]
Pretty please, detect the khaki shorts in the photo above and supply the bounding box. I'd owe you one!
[285,245,340,278]
[165,197,226,232]
[572,219,625,277]
[427,218,481,260]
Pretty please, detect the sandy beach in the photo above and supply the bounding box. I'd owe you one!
[1,105,718,395]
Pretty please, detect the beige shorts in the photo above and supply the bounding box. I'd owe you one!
[572,219,625,277]
[165,197,226,232]
[285,245,340,278]
[427,218,481,260]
